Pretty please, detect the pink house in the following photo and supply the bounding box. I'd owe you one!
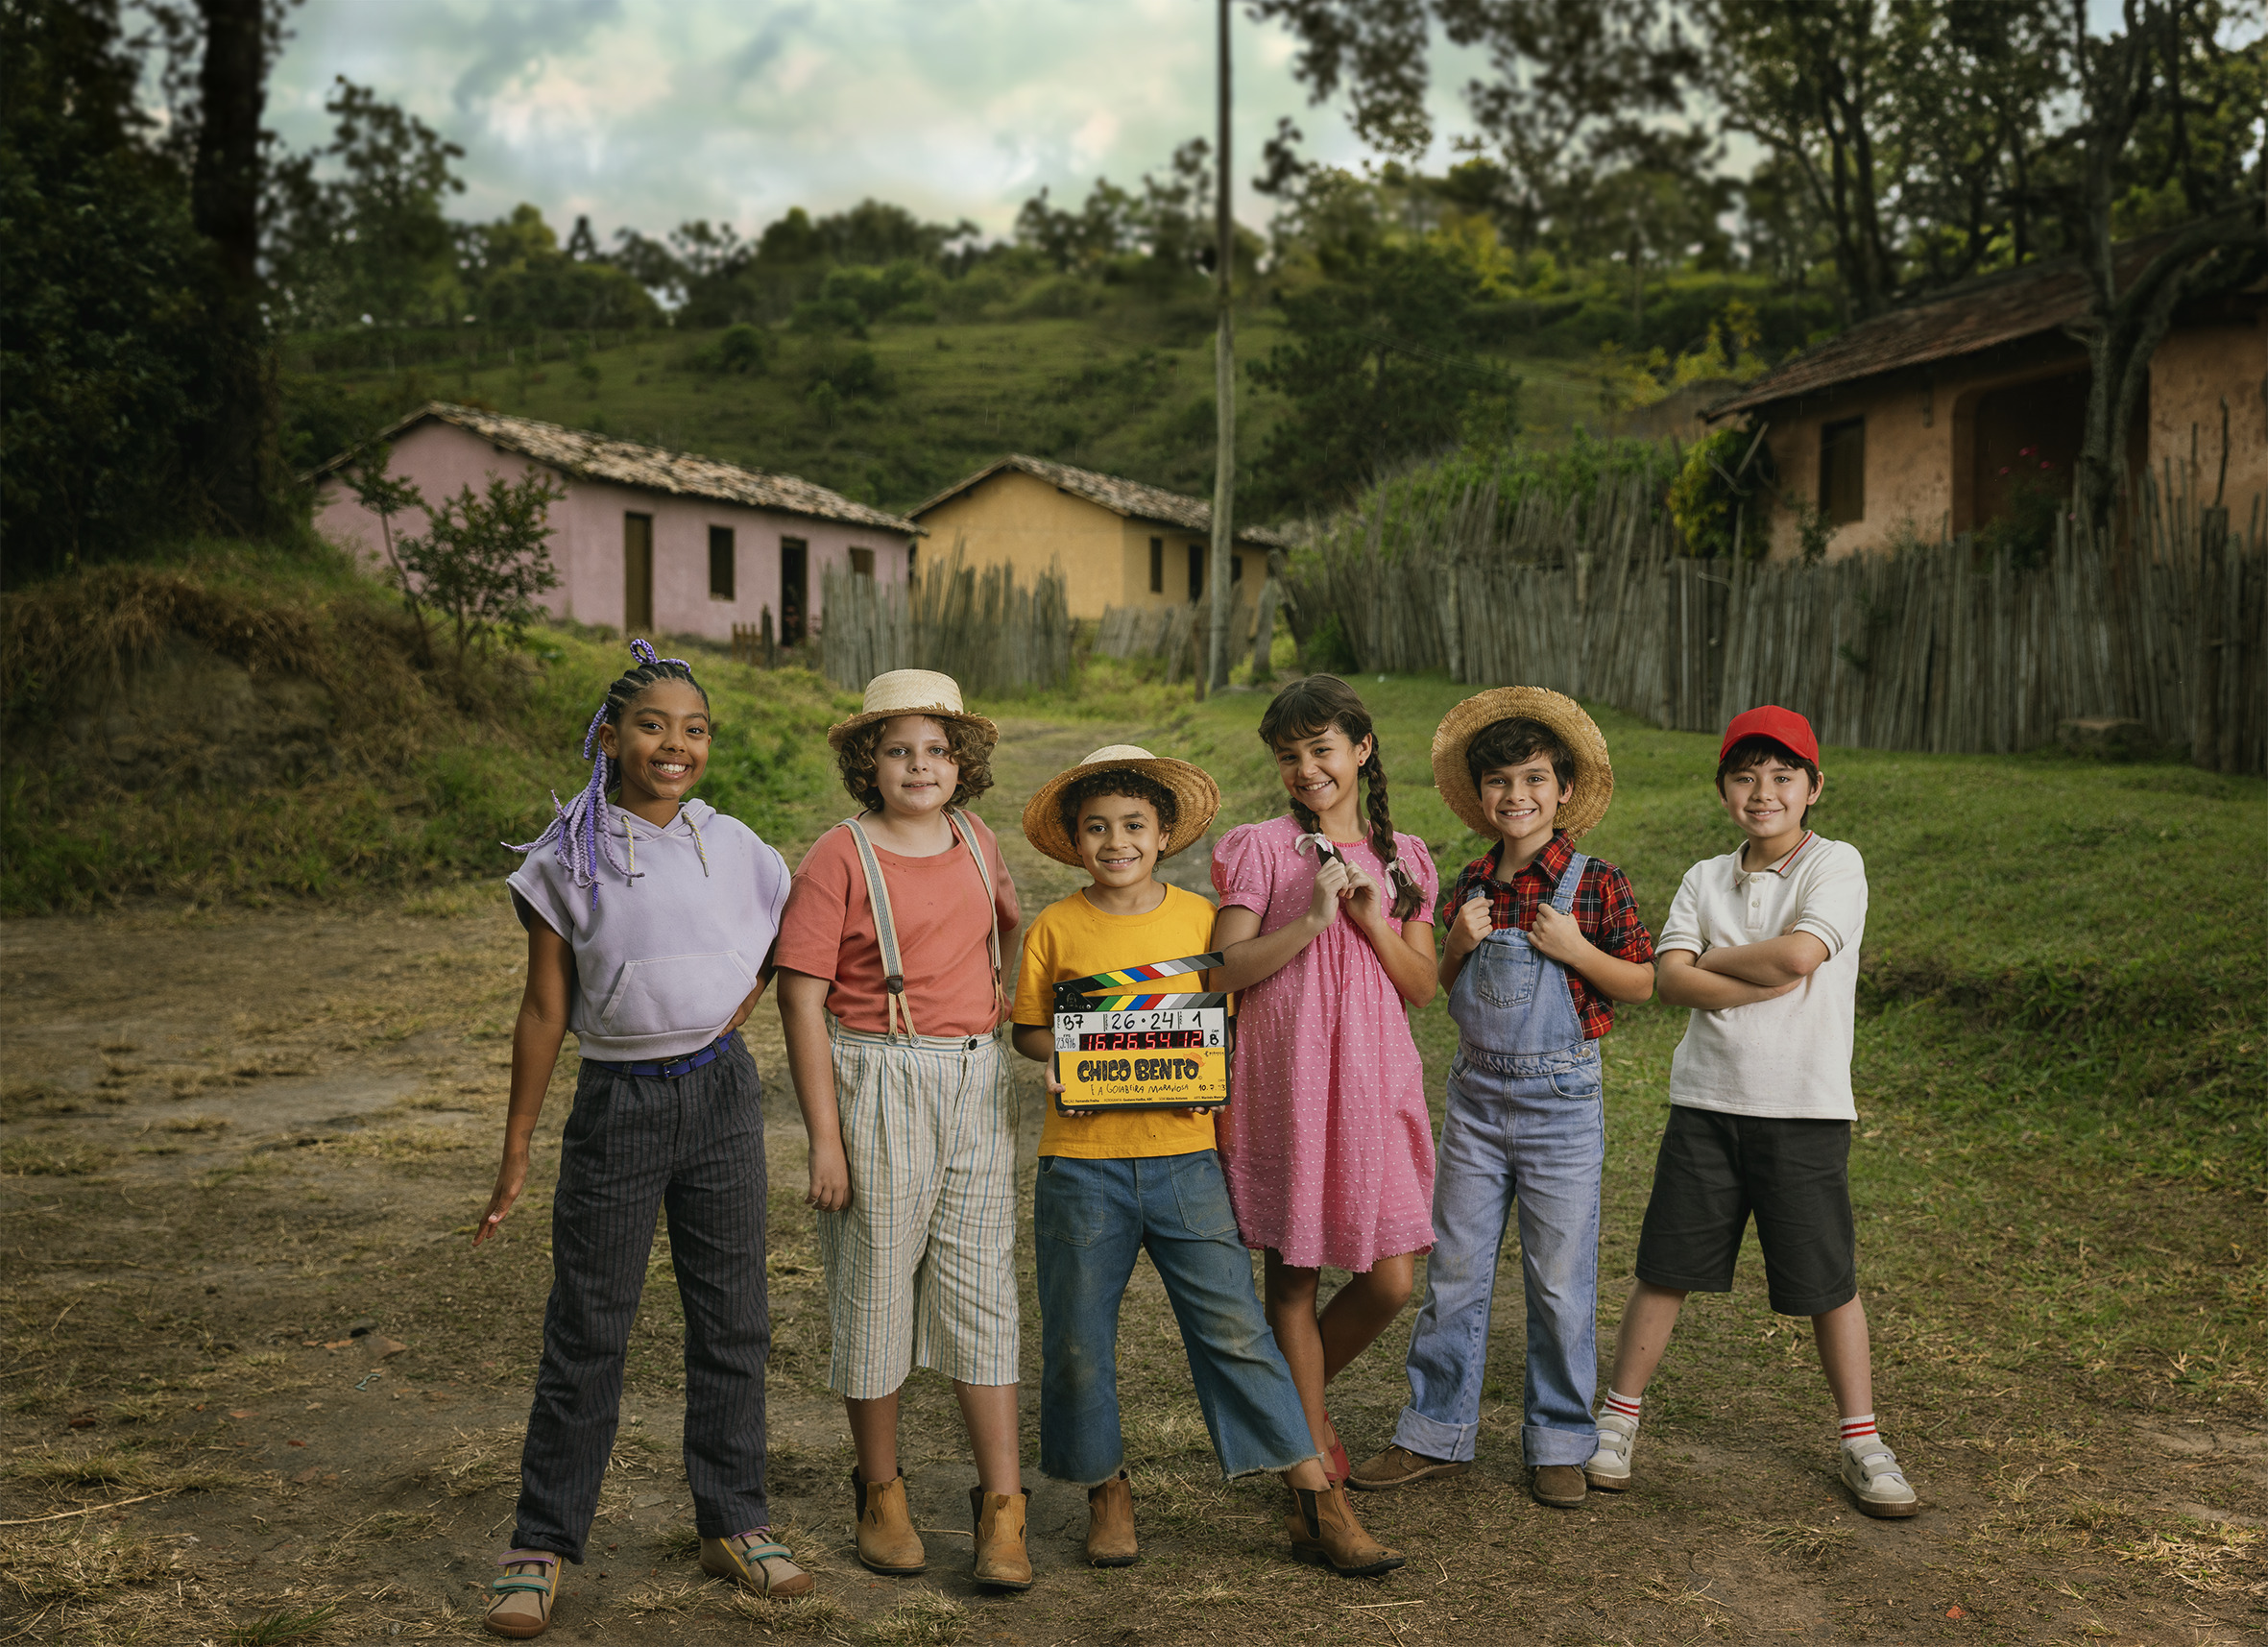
[308,402,918,644]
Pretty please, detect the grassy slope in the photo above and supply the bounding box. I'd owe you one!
[1,545,854,913]
[292,297,1614,517]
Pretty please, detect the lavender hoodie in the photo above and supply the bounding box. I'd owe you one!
[507,798,790,1062]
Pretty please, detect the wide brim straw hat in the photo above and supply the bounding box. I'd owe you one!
[1432,687,1614,840]
[1022,745,1222,867]
[827,668,998,750]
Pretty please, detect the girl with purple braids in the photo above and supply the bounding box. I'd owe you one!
[473,639,808,1637]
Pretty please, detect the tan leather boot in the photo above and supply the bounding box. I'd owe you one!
[1085,1472,1138,1567]
[969,1486,1034,1590]
[851,1468,925,1575]
[1284,1483,1406,1578]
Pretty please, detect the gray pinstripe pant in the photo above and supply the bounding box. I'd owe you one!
[513,1038,770,1562]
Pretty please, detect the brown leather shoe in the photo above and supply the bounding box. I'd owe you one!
[969,1487,1034,1590]
[1348,1443,1468,1492]
[1531,1464,1587,1509]
[1085,1472,1138,1566]
[1284,1484,1406,1578]
[851,1468,926,1574]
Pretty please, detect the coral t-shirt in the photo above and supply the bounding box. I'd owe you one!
[775,813,1020,1038]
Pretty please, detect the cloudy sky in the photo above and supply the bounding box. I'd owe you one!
[266,0,1497,244]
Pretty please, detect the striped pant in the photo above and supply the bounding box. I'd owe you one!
[818,1026,1021,1398]
[513,1040,770,1562]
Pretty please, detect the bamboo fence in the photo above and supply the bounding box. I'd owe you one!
[1093,587,1261,685]
[1282,470,2266,774]
[817,548,1074,696]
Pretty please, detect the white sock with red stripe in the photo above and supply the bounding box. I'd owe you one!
[1602,1389,1643,1425]
[1839,1413,1881,1452]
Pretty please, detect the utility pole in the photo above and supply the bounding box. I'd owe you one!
[1205,0,1235,690]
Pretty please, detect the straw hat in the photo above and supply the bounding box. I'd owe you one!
[1022,745,1222,866]
[1431,687,1614,840]
[827,668,998,750]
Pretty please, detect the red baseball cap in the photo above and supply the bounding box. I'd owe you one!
[1719,705,1819,763]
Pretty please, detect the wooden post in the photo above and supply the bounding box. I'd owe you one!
[1205,0,1236,690]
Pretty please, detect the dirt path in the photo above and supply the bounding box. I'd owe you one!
[3,713,2261,1645]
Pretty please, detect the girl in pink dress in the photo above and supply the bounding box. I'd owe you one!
[1212,676,1440,1483]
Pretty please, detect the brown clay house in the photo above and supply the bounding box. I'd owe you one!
[908,454,1288,620]
[1707,243,2267,559]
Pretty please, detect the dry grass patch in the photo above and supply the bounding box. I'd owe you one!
[4,1444,242,1495]
[1745,1519,1857,1561]
[223,1599,338,1645]
[164,1114,231,1134]
[861,1589,970,1646]
[0,1524,189,1604]
[734,1590,857,1635]
[422,1426,520,1498]
[2113,1516,2266,1597]
[0,1139,114,1176]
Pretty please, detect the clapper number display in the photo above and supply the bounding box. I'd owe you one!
[1050,953,1230,1115]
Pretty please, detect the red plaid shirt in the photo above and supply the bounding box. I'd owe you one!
[1440,831,1654,1040]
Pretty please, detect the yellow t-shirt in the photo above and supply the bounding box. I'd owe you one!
[1012,883,1221,1160]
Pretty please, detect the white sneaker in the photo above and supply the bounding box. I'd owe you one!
[1841,1441,1919,1517]
[1584,1411,1638,1491]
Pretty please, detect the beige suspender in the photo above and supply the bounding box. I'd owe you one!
[838,808,1005,1040]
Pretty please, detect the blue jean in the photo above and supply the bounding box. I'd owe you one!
[1034,1150,1320,1487]
[1393,1045,1604,1469]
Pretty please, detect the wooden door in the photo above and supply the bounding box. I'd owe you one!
[781,537,808,644]
[624,513,654,633]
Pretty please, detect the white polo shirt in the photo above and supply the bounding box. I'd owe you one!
[1655,831,1868,1121]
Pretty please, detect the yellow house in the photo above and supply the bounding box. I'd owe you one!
[908,454,1288,619]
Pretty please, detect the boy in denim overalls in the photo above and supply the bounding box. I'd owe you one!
[1349,690,1655,1510]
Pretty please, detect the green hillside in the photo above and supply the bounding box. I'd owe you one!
[281,292,1619,520]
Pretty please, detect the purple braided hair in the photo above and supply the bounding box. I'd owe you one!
[508,639,707,905]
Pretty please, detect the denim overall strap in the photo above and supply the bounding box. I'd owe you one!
[1447,852,1593,1063]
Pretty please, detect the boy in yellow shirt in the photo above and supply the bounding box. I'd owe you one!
[1013,747,1401,1579]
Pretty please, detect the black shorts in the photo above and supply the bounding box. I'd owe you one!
[1632,1104,1857,1317]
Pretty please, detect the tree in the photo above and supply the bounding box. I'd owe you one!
[264,76,465,328]
[1246,239,1497,514]
[397,470,566,667]
[1,0,243,574]
[343,444,434,663]
[2057,0,2267,532]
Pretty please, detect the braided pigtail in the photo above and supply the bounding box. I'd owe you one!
[507,638,709,906]
[1360,745,1421,919]
[1260,673,1421,913]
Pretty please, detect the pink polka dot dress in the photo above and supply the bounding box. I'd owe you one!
[1212,813,1438,1272]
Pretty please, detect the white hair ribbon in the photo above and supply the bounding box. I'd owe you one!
[1293,832,1338,860]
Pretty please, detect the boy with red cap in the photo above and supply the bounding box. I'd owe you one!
[1584,706,1919,1519]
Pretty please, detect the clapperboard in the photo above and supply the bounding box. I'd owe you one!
[1050,952,1231,1115]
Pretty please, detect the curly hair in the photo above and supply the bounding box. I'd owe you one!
[835,714,995,812]
[1057,769,1179,847]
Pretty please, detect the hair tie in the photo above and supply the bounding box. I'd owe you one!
[629,637,692,673]
[1293,832,1339,861]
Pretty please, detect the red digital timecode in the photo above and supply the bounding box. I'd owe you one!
[1076,1029,1206,1051]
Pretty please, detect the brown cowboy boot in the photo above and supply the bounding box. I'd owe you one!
[969,1486,1034,1590]
[851,1468,925,1574]
[1085,1472,1138,1566]
[1284,1483,1407,1578]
